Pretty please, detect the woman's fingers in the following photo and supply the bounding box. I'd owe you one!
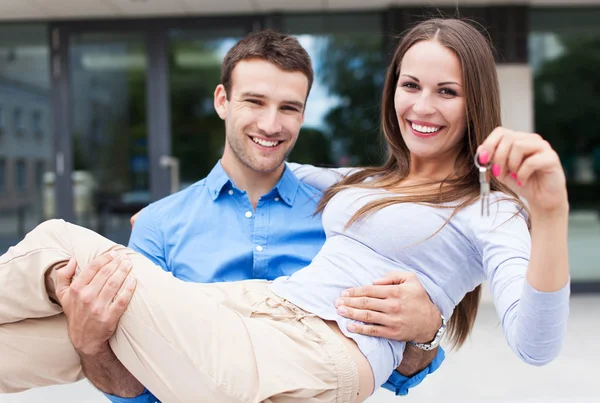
[516,151,558,185]
[480,128,550,184]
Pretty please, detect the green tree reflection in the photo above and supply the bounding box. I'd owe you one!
[316,35,386,166]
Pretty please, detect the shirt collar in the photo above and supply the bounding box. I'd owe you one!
[275,162,300,206]
[206,161,232,201]
[206,161,300,206]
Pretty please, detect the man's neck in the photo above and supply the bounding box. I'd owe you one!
[221,158,285,209]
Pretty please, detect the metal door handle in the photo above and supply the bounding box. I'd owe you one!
[159,156,180,194]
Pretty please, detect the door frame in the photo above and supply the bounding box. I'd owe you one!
[48,15,266,221]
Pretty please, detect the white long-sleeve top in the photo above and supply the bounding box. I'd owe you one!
[270,163,570,388]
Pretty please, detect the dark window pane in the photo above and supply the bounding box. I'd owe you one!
[168,28,246,186]
[0,158,6,192]
[15,159,27,191]
[283,15,386,167]
[530,7,600,282]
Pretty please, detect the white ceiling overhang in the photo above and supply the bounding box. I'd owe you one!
[0,0,597,21]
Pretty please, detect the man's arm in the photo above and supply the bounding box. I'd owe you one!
[53,208,166,401]
[396,344,438,376]
[80,347,145,397]
[53,254,147,399]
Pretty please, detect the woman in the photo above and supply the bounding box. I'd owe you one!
[0,19,569,403]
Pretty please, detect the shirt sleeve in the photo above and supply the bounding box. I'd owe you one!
[381,347,445,396]
[471,195,570,366]
[103,389,159,403]
[127,206,169,272]
[286,162,360,190]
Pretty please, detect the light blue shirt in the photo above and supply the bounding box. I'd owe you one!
[104,161,443,403]
[129,161,326,282]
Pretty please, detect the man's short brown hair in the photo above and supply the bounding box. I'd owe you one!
[221,30,314,100]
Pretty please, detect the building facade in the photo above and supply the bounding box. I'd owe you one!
[0,1,598,289]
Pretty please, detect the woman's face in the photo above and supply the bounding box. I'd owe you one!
[394,40,467,166]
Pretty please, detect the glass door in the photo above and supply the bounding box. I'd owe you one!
[67,32,149,245]
[0,24,52,254]
[168,28,245,186]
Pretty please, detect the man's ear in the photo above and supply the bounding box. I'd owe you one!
[214,84,228,120]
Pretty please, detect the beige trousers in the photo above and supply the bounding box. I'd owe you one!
[0,220,359,403]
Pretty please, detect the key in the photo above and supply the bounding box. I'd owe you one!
[475,151,491,216]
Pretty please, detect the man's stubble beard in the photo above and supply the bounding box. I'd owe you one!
[227,133,295,174]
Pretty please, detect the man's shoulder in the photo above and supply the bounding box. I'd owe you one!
[291,180,323,211]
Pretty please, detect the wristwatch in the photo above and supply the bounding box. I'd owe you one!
[410,314,447,351]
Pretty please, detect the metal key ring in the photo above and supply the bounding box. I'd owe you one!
[474,150,492,169]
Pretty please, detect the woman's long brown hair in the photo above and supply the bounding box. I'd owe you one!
[317,18,529,349]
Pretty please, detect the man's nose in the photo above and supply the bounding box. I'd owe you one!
[256,108,283,135]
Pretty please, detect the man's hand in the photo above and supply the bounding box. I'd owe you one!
[54,253,145,397]
[334,271,441,343]
[55,253,136,356]
[130,211,141,228]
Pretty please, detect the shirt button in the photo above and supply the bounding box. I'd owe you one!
[256,245,263,252]
[245,211,253,218]
[228,190,234,195]
[274,197,280,202]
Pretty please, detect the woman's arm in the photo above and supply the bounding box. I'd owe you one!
[476,127,571,365]
[287,162,360,191]
[475,199,569,365]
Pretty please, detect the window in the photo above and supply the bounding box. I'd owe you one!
[32,110,43,137]
[14,107,25,134]
[283,14,386,167]
[15,159,27,191]
[0,159,6,192]
[530,7,600,283]
[35,160,45,190]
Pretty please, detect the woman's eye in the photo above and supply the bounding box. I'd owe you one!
[439,88,458,96]
[402,82,419,90]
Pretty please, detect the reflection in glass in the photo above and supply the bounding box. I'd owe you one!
[0,24,52,254]
[284,15,385,167]
[530,9,600,281]
[70,33,148,245]
[169,29,244,186]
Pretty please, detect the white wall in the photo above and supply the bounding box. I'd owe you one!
[497,64,534,133]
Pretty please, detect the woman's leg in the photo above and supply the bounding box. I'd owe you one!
[0,315,85,392]
[0,220,360,403]
[0,220,262,402]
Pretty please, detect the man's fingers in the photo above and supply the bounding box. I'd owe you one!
[372,271,416,285]
[108,276,137,318]
[346,323,395,339]
[74,252,118,286]
[85,254,130,298]
[342,285,390,299]
[97,257,134,305]
[336,304,393,326]
[55,257,77,295]
[336,295,390,312]
[130,211,141,228]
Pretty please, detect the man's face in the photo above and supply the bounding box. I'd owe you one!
[214,58,308,174]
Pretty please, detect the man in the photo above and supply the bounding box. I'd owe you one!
[56,30,445,402]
